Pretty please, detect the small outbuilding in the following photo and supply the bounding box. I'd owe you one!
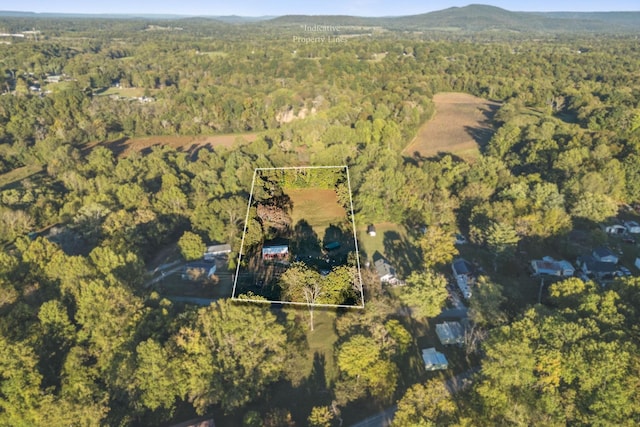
[367,224,376,237]
[323,241,341,251]
[422,348,448,371]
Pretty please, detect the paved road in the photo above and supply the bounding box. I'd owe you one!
[349,367,480,427]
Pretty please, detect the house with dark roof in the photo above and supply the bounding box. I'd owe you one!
[592,247,618,264]
[577,255,618,280]
[374,258,397,284]
[452,258,475,299]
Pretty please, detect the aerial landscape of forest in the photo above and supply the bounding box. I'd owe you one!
[1,2,640,426]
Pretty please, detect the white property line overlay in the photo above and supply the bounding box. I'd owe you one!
[231,165,365,309]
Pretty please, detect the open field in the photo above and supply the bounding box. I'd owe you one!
[97,86,148,98]
[95,132,258,158]
[287,188,347,238]
[403,92,500,161]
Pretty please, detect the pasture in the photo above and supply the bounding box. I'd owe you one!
[286,188,347,238]
[404,92,500,161]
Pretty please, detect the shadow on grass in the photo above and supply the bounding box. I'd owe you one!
[382,230,421,278]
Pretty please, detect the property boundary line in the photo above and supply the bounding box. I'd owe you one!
[231,165,365,309]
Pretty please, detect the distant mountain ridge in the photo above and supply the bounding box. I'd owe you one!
[1,4,639,32]
[269,5,640,32]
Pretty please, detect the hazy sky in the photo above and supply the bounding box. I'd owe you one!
[7,1,640,16]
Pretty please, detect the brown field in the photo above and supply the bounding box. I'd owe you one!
[287,188,347,237]
[403,92,500,161]
[95,132,258,158]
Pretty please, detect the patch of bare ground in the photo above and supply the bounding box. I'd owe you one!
[403,92,500,161]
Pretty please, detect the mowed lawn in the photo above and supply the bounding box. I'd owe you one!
[286,188,347,237]
[404,92,500,161]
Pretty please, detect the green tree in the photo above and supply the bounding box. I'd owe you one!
[392,379,457,427]
[178,231,204,261]
[176,300,288,413]
[485,221,519,271]
[570,191,618,223]
[419,225,458,269]
[308,406,335,427]
[335,335,398,405]
[398,271,448,319]
[134,339,183,411]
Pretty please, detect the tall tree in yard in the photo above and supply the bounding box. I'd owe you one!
[178,231,204,261]
[399,271,449,319]
[392,379,457,427]
[485,221,519,272]
[419,225,458,269]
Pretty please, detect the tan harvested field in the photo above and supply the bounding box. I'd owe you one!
[404,92,500,161]
[97,132,258,158]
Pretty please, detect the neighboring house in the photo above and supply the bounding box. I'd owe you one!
[592,247,619,264]
[605,224,626,235]
[367,224,376,237]
[436,321,465,345]
[422,348,448,371]
[452,258,474,299]
[183,261,216,281]
[262,241,289,261]
[203,243,231,261]
[577,255,618,280]
[624,221,640,234]
[531,257,575,277]
[374,258,397,284]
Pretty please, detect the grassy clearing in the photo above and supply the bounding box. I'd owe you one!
[357,222,421,278]
[356,222,405,260]
[97,86,148,98]
[98,132,258,158]
[403,92,500,161]
[286,188,347,237]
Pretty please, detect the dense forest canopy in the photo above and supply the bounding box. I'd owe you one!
[0,11,640,427]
